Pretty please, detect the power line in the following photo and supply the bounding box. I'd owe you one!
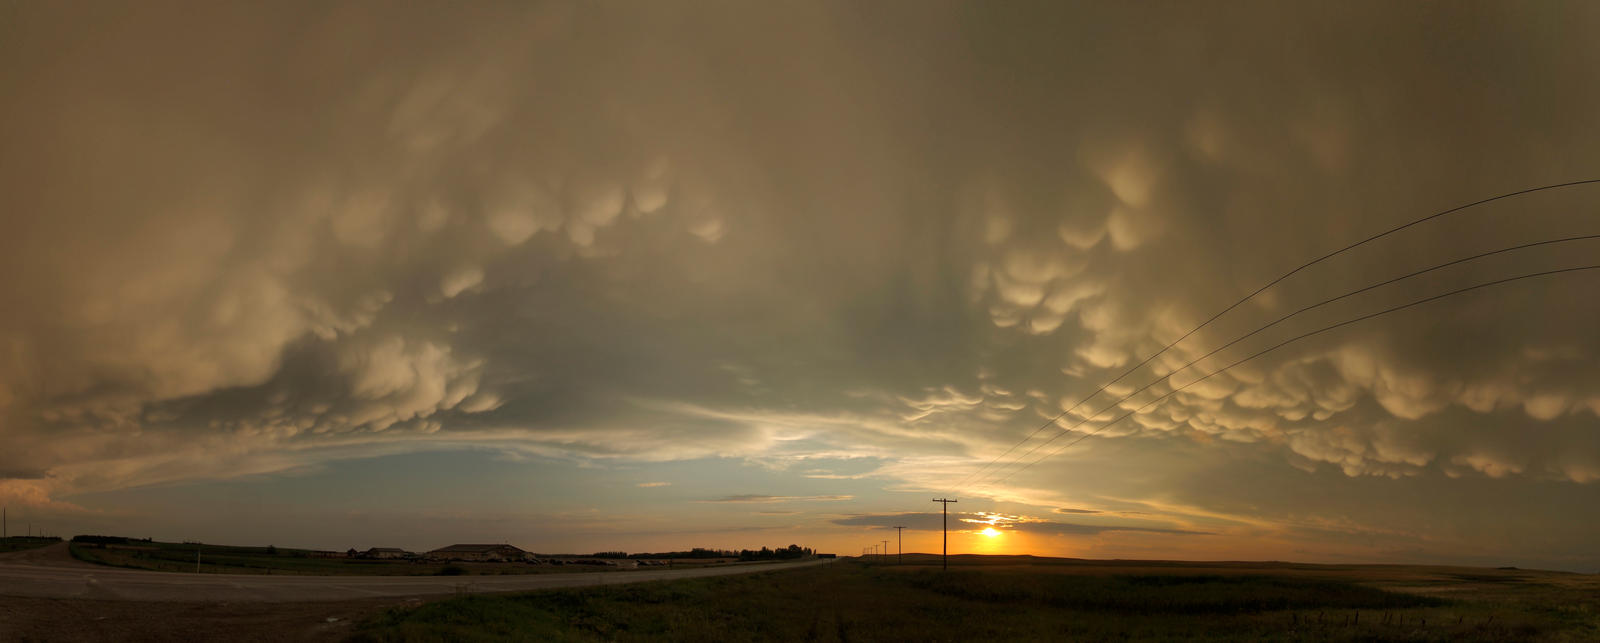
[932,498,957,570]
[957,232,1600,495]
[980,263,1600,490]
[945,179,1600,495]
[894,525,906,565]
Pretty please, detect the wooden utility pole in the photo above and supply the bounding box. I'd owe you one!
[880,540,889,563]
[893,526,905,565]
[932,498,957,570]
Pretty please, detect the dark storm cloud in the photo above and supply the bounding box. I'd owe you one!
[0,0,1597,565]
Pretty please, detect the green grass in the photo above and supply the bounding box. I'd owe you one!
[67,541,560,576]
[0,536,61,553]
[351,559,1600,641]
[66,539,740,577]
[896,568,1440,613]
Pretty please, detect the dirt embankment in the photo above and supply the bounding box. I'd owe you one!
[0,542,83,567]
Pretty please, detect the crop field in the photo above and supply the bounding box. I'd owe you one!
[67,539,737,577]
[353,555,1600,642]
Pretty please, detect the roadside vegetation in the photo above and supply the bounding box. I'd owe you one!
[352,556,1600,642]
[65,535,751,576]
[0,536,61,553]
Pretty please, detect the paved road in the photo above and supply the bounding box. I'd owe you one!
[0,544,832,602]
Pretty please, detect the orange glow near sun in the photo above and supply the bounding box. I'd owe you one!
[981,527,1002,538]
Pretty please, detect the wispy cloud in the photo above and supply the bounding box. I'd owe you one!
[832,512,1212,536]
[636,481,671,488]
[699,494,854,504]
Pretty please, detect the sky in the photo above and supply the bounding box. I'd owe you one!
[2,1,1599,570]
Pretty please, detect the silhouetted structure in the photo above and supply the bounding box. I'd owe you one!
[427,543,528,561]
[932,498,957,570]
[893,526,906,564]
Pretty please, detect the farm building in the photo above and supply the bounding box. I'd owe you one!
[362,547,411,559]
[427,543,529,561]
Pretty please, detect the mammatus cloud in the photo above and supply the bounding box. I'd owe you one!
[0,1,1597,568]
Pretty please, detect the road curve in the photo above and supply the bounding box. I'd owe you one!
[0,544,833,602]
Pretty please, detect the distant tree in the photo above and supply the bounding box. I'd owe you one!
[266,545,277,556]
[738,545,816,562]
[71,535,129,545]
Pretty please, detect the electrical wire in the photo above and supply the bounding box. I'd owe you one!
[957,232,1600,495]
[944,179,1600,495]
[977,263,1600,492]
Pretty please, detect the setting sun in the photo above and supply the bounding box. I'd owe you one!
[980,527,1002,538]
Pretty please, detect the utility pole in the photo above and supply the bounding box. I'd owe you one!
[196,543,202,574]
[880,540,889,563]
[893,526,905,565]
[932,498,957,570]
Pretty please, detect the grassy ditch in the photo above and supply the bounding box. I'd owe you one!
[66,538,647,576]
[0,536,61,553]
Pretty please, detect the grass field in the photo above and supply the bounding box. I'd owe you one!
[67,539,737,576]
[352,555,1600,642]
[0,537,61,553]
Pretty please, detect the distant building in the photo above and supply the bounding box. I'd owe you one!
[363,547,410,559]
[427,543,528,562]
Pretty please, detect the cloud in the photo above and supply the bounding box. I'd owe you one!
[832,512,1211,536]
[0,0,1598,567]
[636,481,671,488]
[700,495,855,504]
